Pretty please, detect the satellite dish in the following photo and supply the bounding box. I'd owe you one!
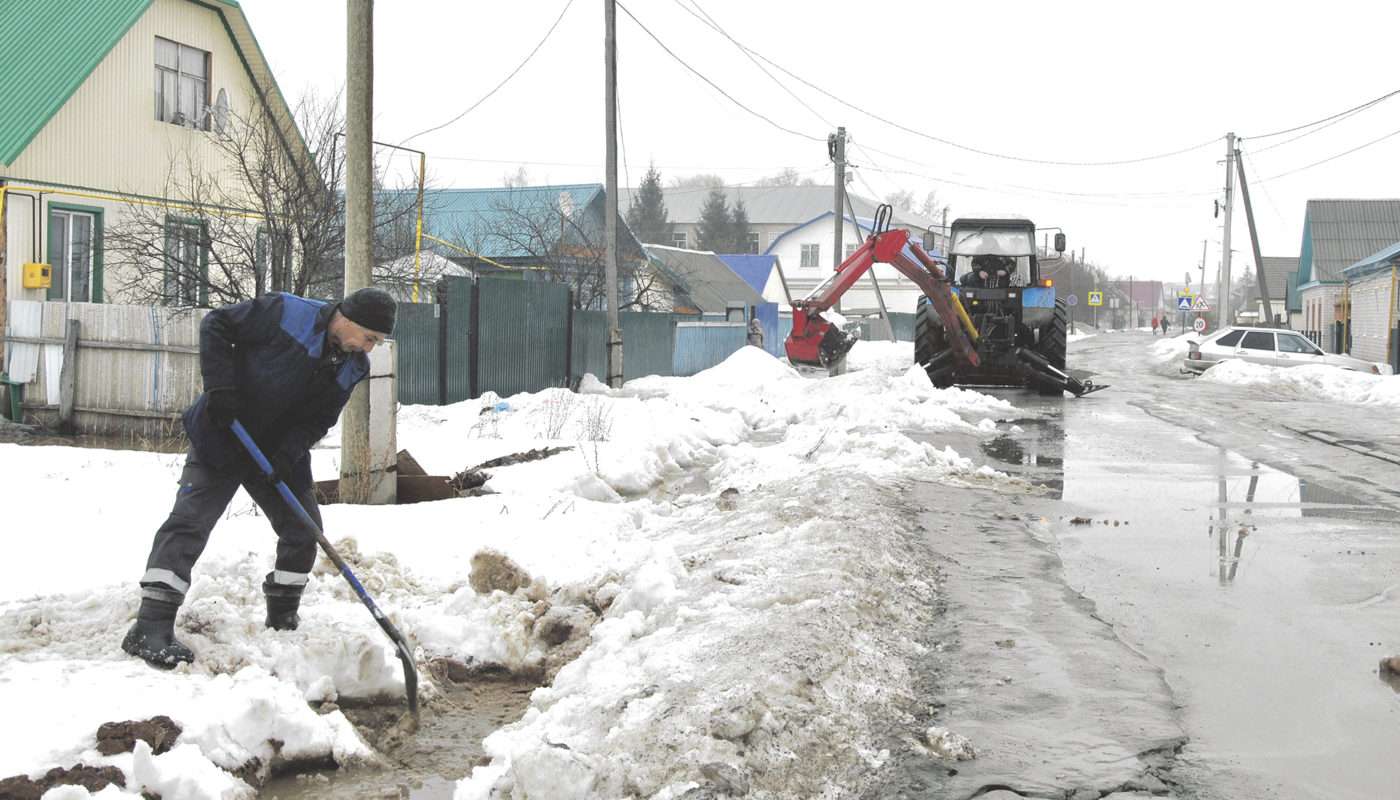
[213,88,229,134]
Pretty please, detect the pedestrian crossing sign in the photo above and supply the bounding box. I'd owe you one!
[1176,295,1193,311]
[1088,291,1103,306]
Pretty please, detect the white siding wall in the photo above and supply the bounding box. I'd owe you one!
[1347,272,1397,364]
[772,216,924,315]
[3,0,273,304]
[1300,284,1346,353]
[3,0,260,195]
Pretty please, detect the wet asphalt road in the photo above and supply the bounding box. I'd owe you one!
[907,331,1400,800]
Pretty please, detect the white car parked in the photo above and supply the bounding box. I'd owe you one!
[1184,327,1388,375]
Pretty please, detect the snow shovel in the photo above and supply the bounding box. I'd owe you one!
[231,420,419,722]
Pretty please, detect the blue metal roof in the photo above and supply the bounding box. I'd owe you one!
[420,184,605,258]
[1340,239,1400,279]
[717,254,777,293]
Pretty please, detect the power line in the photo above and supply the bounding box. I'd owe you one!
[671,0,834,130]
[1240,89,1400,141]
[614,1,822,143]
[399,0,577,145]
[1257,125,1400,182]
[653,4,1219,167]
[853,140,1214,201]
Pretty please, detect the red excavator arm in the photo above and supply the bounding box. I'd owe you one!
[785,228,980,370]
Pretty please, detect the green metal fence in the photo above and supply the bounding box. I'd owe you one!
[394,303,441,405]
[395,275,771,404]
[477,279,571,397]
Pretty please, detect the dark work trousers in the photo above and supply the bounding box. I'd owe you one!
[139,447,320,600]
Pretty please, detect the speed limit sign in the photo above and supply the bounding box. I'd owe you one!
[1193,316,1208,333]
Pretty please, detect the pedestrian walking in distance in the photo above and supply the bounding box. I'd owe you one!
[1151,315,1160,335]
[1160,315,1170,335]
[122,288,397,669]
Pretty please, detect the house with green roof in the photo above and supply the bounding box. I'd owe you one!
[411,185,693,312]
[0,0,312,311]
[1295,199,1400,353]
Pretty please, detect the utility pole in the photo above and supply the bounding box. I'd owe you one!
[1234,148,1274,326]
[1220,133,1235,328]
[341,0,373,503]
[1129,275,1135,329]
[603,0,622,388]
[831,127,847,272]
[1067,249,1076,335]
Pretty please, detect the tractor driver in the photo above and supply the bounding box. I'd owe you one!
[960,254,1014,288]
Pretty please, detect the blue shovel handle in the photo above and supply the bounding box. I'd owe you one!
[230,419,419,721]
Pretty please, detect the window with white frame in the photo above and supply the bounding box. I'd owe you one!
[155,37,210,128]
[845,243,857,260]
[746,231,761,254]
[47,208,99,302]
[800,243,820,268]
[672,231,688,249]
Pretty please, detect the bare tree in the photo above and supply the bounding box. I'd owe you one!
[668,173,726,190]
[753,168,817,187]
[439,188,682,312]
[104,88,425,307]
[886,188,948,223]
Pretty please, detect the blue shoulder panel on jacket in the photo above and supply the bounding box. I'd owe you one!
[278,293,329,357]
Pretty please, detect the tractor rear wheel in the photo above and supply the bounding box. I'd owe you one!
[914,298,955,388]
[1035,299,1069,395]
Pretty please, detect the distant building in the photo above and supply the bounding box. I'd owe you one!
[717,254,790,305]
[1295,199,1400,352]
[1338,240,1400,370]
[618,185,946,317]
[644,245,763,316]
[1239,256,1299,328]
[618,184,944,256]
[409,184,691,312]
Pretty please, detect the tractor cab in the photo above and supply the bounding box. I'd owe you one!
[947,219,1038,287]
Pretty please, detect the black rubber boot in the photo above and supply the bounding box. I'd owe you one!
[264,580,305,631]
[121,595,194,669]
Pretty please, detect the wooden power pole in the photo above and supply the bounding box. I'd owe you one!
[604,0,623,388]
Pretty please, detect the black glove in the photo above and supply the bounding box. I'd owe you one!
[267,450,298,486]
[206,388,237,428]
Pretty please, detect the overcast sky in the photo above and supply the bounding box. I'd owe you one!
[238,0,1400,288]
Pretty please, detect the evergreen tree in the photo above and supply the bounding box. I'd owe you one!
[731,199,753,253]
[626,163,672,245]
[695,187,732,252]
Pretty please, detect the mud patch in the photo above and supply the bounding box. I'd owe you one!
[0,764,128,799]
[260,673,536,799]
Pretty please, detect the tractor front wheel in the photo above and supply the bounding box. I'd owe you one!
[1034,299,1069,395]
[914,298,955,388]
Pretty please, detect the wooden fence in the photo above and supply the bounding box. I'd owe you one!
[2,300,205,437]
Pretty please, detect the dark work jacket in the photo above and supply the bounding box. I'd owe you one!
[182,293,370,470]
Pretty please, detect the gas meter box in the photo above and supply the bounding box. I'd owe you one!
[22,263,52,289]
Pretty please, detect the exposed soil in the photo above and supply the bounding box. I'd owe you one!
[259,671,537,800]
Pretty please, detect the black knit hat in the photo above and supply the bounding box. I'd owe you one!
[339,287,396,334]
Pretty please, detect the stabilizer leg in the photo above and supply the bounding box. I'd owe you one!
[1014,347,1107,397]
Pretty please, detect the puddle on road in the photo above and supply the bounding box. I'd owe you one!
[972,409,1400,799]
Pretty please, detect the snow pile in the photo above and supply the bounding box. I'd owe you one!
[0,340,1026,798]
[1196,358,1400,407]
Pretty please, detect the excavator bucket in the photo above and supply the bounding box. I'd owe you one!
[784,310,857,369]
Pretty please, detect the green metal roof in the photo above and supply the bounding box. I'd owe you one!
[0,0,155,165]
